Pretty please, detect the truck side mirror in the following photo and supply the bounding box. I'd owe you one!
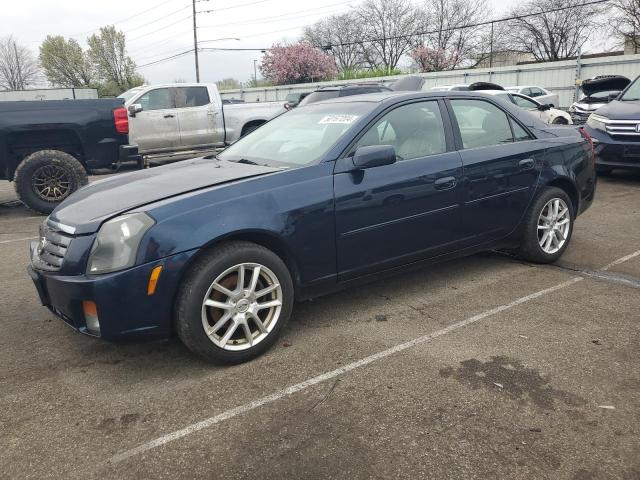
[128,104,143,117]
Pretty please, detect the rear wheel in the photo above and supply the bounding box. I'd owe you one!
[14,149,88,214]
[552,116,568,125]
[516,187,574,263]
[175,241,294,364]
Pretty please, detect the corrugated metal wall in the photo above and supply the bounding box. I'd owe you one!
[220,54,640,108]
[0,88,98,101]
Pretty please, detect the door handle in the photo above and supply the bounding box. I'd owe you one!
[434,176,457,190]
[519,158,535,170]
[163,114,175,118]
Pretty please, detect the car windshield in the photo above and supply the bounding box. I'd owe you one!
[218,102,375,168]
[619,78,640,101]
[118,87,145,103]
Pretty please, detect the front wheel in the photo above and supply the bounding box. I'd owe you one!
[516,187,574,263]
[175,241,294,364]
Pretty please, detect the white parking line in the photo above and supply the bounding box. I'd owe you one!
[0,236,37,245]
[110,276,588,464]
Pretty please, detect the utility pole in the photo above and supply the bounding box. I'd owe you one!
[192,0,200,82]
[253,59,258,86]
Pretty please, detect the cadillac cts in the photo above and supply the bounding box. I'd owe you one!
[28,92,596,363]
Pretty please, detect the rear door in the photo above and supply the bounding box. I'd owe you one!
[129,87,180,153]
[447,98,544,245]
[174,86,224,148]
[334,100,465,279]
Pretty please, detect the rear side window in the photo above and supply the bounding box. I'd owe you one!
[137,88,174,111]
[529,87,544,97]
[511,120,532,141]
[450,99,513,149]
[175,87,210,107]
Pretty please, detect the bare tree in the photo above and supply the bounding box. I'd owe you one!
[414,0,491,70]
[505,0,603,62]
[356,0,421,72]
[0,36,40,90]
[612,0,640,52]
[304,12,366,72]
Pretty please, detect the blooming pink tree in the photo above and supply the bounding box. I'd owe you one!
[409,46,460,73]
[260,42,338,85]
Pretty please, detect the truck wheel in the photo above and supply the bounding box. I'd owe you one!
[175,241,294,364]
[14,150,88,215]
[515,187,574,264]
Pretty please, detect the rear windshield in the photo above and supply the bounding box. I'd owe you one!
[298,91,340,106]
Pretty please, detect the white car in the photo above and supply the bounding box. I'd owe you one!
[429,85,470,91]
[477,90,572,125]
[505,86,559,107]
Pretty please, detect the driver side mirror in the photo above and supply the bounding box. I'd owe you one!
[128,103,143,117]
[352,145,396,170]
[537,103,552,111]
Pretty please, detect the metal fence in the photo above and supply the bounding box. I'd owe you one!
[219,53,640,108]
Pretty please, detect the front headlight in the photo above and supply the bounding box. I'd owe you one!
[87,212,154,274]
[586,114,608,132]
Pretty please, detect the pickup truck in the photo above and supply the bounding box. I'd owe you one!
[118,83,287,158]
[0,99,140,214]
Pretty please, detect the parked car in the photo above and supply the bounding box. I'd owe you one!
[505,86,559,107]
[28,91,596,364]
[569,75,631,125]
[297,83,392,106]
[429,85,470,91]
[477,90,572,125]
[118,83,287,157]
[284,92,309,108]
[0,98,140,214]
[583,74,640,173]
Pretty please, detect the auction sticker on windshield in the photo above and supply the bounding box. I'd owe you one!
[319,114,359,124]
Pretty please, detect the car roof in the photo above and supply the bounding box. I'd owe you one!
[315,84,389,92]
[304,90,512,105]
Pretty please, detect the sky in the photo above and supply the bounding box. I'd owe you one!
[1,0,552,87]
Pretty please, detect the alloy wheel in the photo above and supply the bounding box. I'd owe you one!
[537,198,571,254]
[31,164,72,202]
[201,263,283,351]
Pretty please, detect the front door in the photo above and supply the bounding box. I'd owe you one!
[129,87,180,153]
[174,86,224,148]
[334,100,465,280]
[448,98,543,245]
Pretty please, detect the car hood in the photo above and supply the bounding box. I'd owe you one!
[594,99,640,120]
[49,157,281,234]
[580,76,630,96]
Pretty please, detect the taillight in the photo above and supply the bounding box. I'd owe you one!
[579,127,595,165]
[113,106,129,134]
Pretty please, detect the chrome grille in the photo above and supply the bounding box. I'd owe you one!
[33,222,73,271]
[605,119,640,139]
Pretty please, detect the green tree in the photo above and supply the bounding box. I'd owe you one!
[39,35,93,87]
[216,78,242,90]
[87,26,143,95]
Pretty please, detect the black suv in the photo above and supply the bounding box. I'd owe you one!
[298,83,392,106]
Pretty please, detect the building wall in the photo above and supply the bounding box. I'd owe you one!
[0,88,98,101]
[220,53,640,108]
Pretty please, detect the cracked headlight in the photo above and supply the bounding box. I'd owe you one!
[87,213,154,274]
[586,114,608,132]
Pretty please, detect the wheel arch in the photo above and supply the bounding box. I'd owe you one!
[240,120,267,137]
[545,176,580,214]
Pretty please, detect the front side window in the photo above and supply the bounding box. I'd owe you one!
[352,101,446,160]
[175,87,210,108]
[137,88,174,111]
[450,99,513,149]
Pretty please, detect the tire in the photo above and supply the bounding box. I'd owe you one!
[175,241,294,364]
[14,149,88,215]
[516,187,574,264]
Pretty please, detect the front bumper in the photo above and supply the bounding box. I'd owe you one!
[28,245,198,341]
[584,126,640,171]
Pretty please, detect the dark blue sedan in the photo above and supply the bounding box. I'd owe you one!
[28,91,596,363]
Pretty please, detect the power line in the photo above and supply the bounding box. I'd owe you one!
[120,5,192,35]
[198,0,273,14]
[138,49,195,68]
[128,16,193,43]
